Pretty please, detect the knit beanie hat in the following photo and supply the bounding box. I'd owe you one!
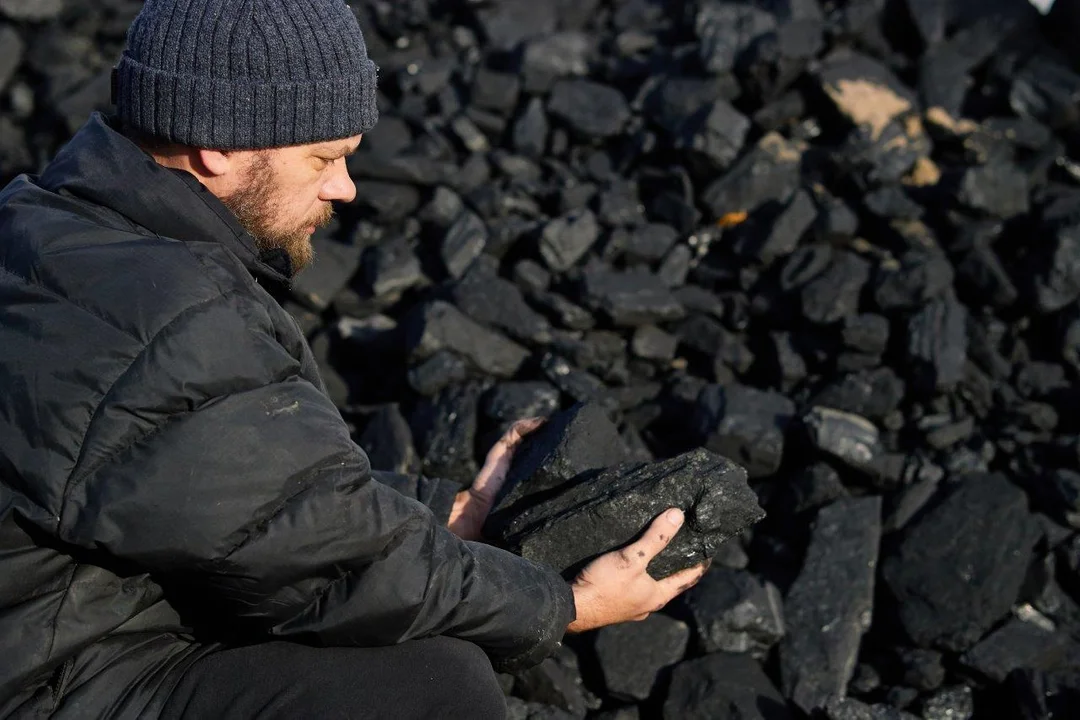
[113,0,379,149]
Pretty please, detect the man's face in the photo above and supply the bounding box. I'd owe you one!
[220,136,361,273]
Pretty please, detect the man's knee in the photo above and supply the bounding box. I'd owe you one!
[423,638,506,719]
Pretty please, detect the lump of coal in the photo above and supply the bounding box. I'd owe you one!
[800,250,872,324]
[842,314,890,355]
[918,686,973,720]
[811,367,906,421]
[359,404,419,475]
[364,236,425,299]
[874,252,954,312]
[410,381,486,486]
[548,79,630,138]
[406,300,529,379]
[816,50,915,142]
[683,567,785,657]
[1031,225,1080,314]
[507,449,764,580]
[441,210,487,279]
[291,235,364,311]
[956,162,1030,219]
[631,325,678,363]
[512,647,590,718]
[959,614,1074,683]
[803,407,881,471]
[485,403,628,538]
[694,2,777,73]
[407,350,469,397]
[695,383,796,478]
[595,614,690,701]
[451,260,552,344]
[582,267,685,327]
[663,651,792,720]
[540,209,600,272]
[701,132,804,219]
[482,382,561,427]
[881,473,1042,651]
[780,496,882,715]
[906,290,968,392]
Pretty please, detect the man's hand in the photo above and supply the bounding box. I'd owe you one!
[447,417,545,541]
[567,508,708,633]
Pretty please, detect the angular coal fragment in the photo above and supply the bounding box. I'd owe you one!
[411,381,486,487]
[512,647,589,719]
[359,404,419,475]
[364,235,425,299]
[407,350,469,397]
[683,567,785,657]
[290,234,364,311]
[812,368,906,421]
[451,260,552,345]
[780,496,882,715]
[529,290,596,331]
[874,252,954,312]
[676,99,751,170]
[521,31,592,94]
[441,210,487,279]
[582,267,685,327]
[540,209,600,272]
[547,80,630,138]
[663,651,792,720]
[842,314,890,355]
[351,180,422,223]
[513,97,550,158]
[474,0,556,50]
[803,407,881,471]
[881,473,1042,651]
[482,382,561,427]
[737,19,825,103]
[485,403,627,538]
[906,290,967,392]
[733,188,817,263]
[508,449,764,580]
[955,228,1018,308]
[766,331,808,391]
[406,300,529,379]
[955,162,1030,219]
[541,353,609,406]
[816,50,916,142]
[631,325,678,363]
[471,67,522,115]
[694,2,777,73]
[800,250,872,324]
[960,614,1074,683]
[624,224,678,263]
[595,614,690,701]
[893,647,946,692]
[917,686,973,720]
[1031,225,1080,313]
[1028,469,1080,529]
[777,462,848,517]
[701,132,804,220]
[695,383,795,478]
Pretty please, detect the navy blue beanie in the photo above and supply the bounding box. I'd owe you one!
[114,0,379,149]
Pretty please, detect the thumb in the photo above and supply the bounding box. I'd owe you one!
[628,508,684,565]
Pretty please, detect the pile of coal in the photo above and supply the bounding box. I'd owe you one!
[7,0,1080,718]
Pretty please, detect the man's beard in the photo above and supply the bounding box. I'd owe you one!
[220,153,334,274]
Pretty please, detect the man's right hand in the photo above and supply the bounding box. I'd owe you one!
[566,508,708,633]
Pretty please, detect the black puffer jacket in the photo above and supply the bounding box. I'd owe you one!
[0,113,574,719]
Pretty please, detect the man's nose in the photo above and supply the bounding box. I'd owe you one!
[320,161,357,204]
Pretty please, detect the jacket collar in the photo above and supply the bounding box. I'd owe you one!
[38,112,294,286]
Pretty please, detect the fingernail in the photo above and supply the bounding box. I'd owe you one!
[666,509,684,526]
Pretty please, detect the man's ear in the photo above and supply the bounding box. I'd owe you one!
[196,148,235,177]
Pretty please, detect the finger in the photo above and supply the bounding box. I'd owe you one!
[626,508,685,565]
[655,562,709,600]
[471,418,545,498]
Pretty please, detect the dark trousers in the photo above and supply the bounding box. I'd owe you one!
[160,637,507,720]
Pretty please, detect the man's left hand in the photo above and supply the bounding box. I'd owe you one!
[447,417,545,541]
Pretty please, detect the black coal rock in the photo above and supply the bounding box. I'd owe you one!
[406,300,529,379]
[512,648,590,719]
[842,314,890,355]
[683,567,785,657]
[451,260,553,345]
[874,252,954,312]
[906,290,968,392]
[663,651,792,720]
[881,472,1042,651]
[780,496,882,714]
[482,382,561,427]
[411,380,486,486]
[701,132,804,219]
[695,383,796,478]
[364,235,425,299]
[407,350,469,397]
[811,368,906,422]
[582,267,685,327]
[595,614,690,701]
[441,210,487,279]
[1032,225,1080,313]
[800,250,872,325]
[507,449,764,580]
[540,209,600,272]
[695,2,777,74]
[917,686,973,720]
[956,162,1030,219]
[505,698,577,720]
[359,404,419,475]
[291,234,364,311]
[547,80,630,139]
[631,325,678,363]
[825,697,918,720]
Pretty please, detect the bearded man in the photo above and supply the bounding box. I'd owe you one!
[0,1,706,718]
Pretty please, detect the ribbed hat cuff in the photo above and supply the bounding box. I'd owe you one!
[115,55,379,149]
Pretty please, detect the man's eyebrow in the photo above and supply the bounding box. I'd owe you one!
[318,143,359,158]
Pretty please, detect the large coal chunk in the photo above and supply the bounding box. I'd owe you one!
[411,381,486,486]
[485,403,628,539]
[701,132,804,219]
[906,290,968,393]
[582,267,685,327]
[506,449,764,580]
[881,473,1042,651]
[450,260,552,345]
[547,80,630,138]
[595,614,690,701]
[694,383,796,478]
[406,300,529,379]
[959,615,1075,683]
[800,250,872,325]
[802,407,881,473]
[683,567,785,657]
[780,496,882,714]
[663,651,793,720]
